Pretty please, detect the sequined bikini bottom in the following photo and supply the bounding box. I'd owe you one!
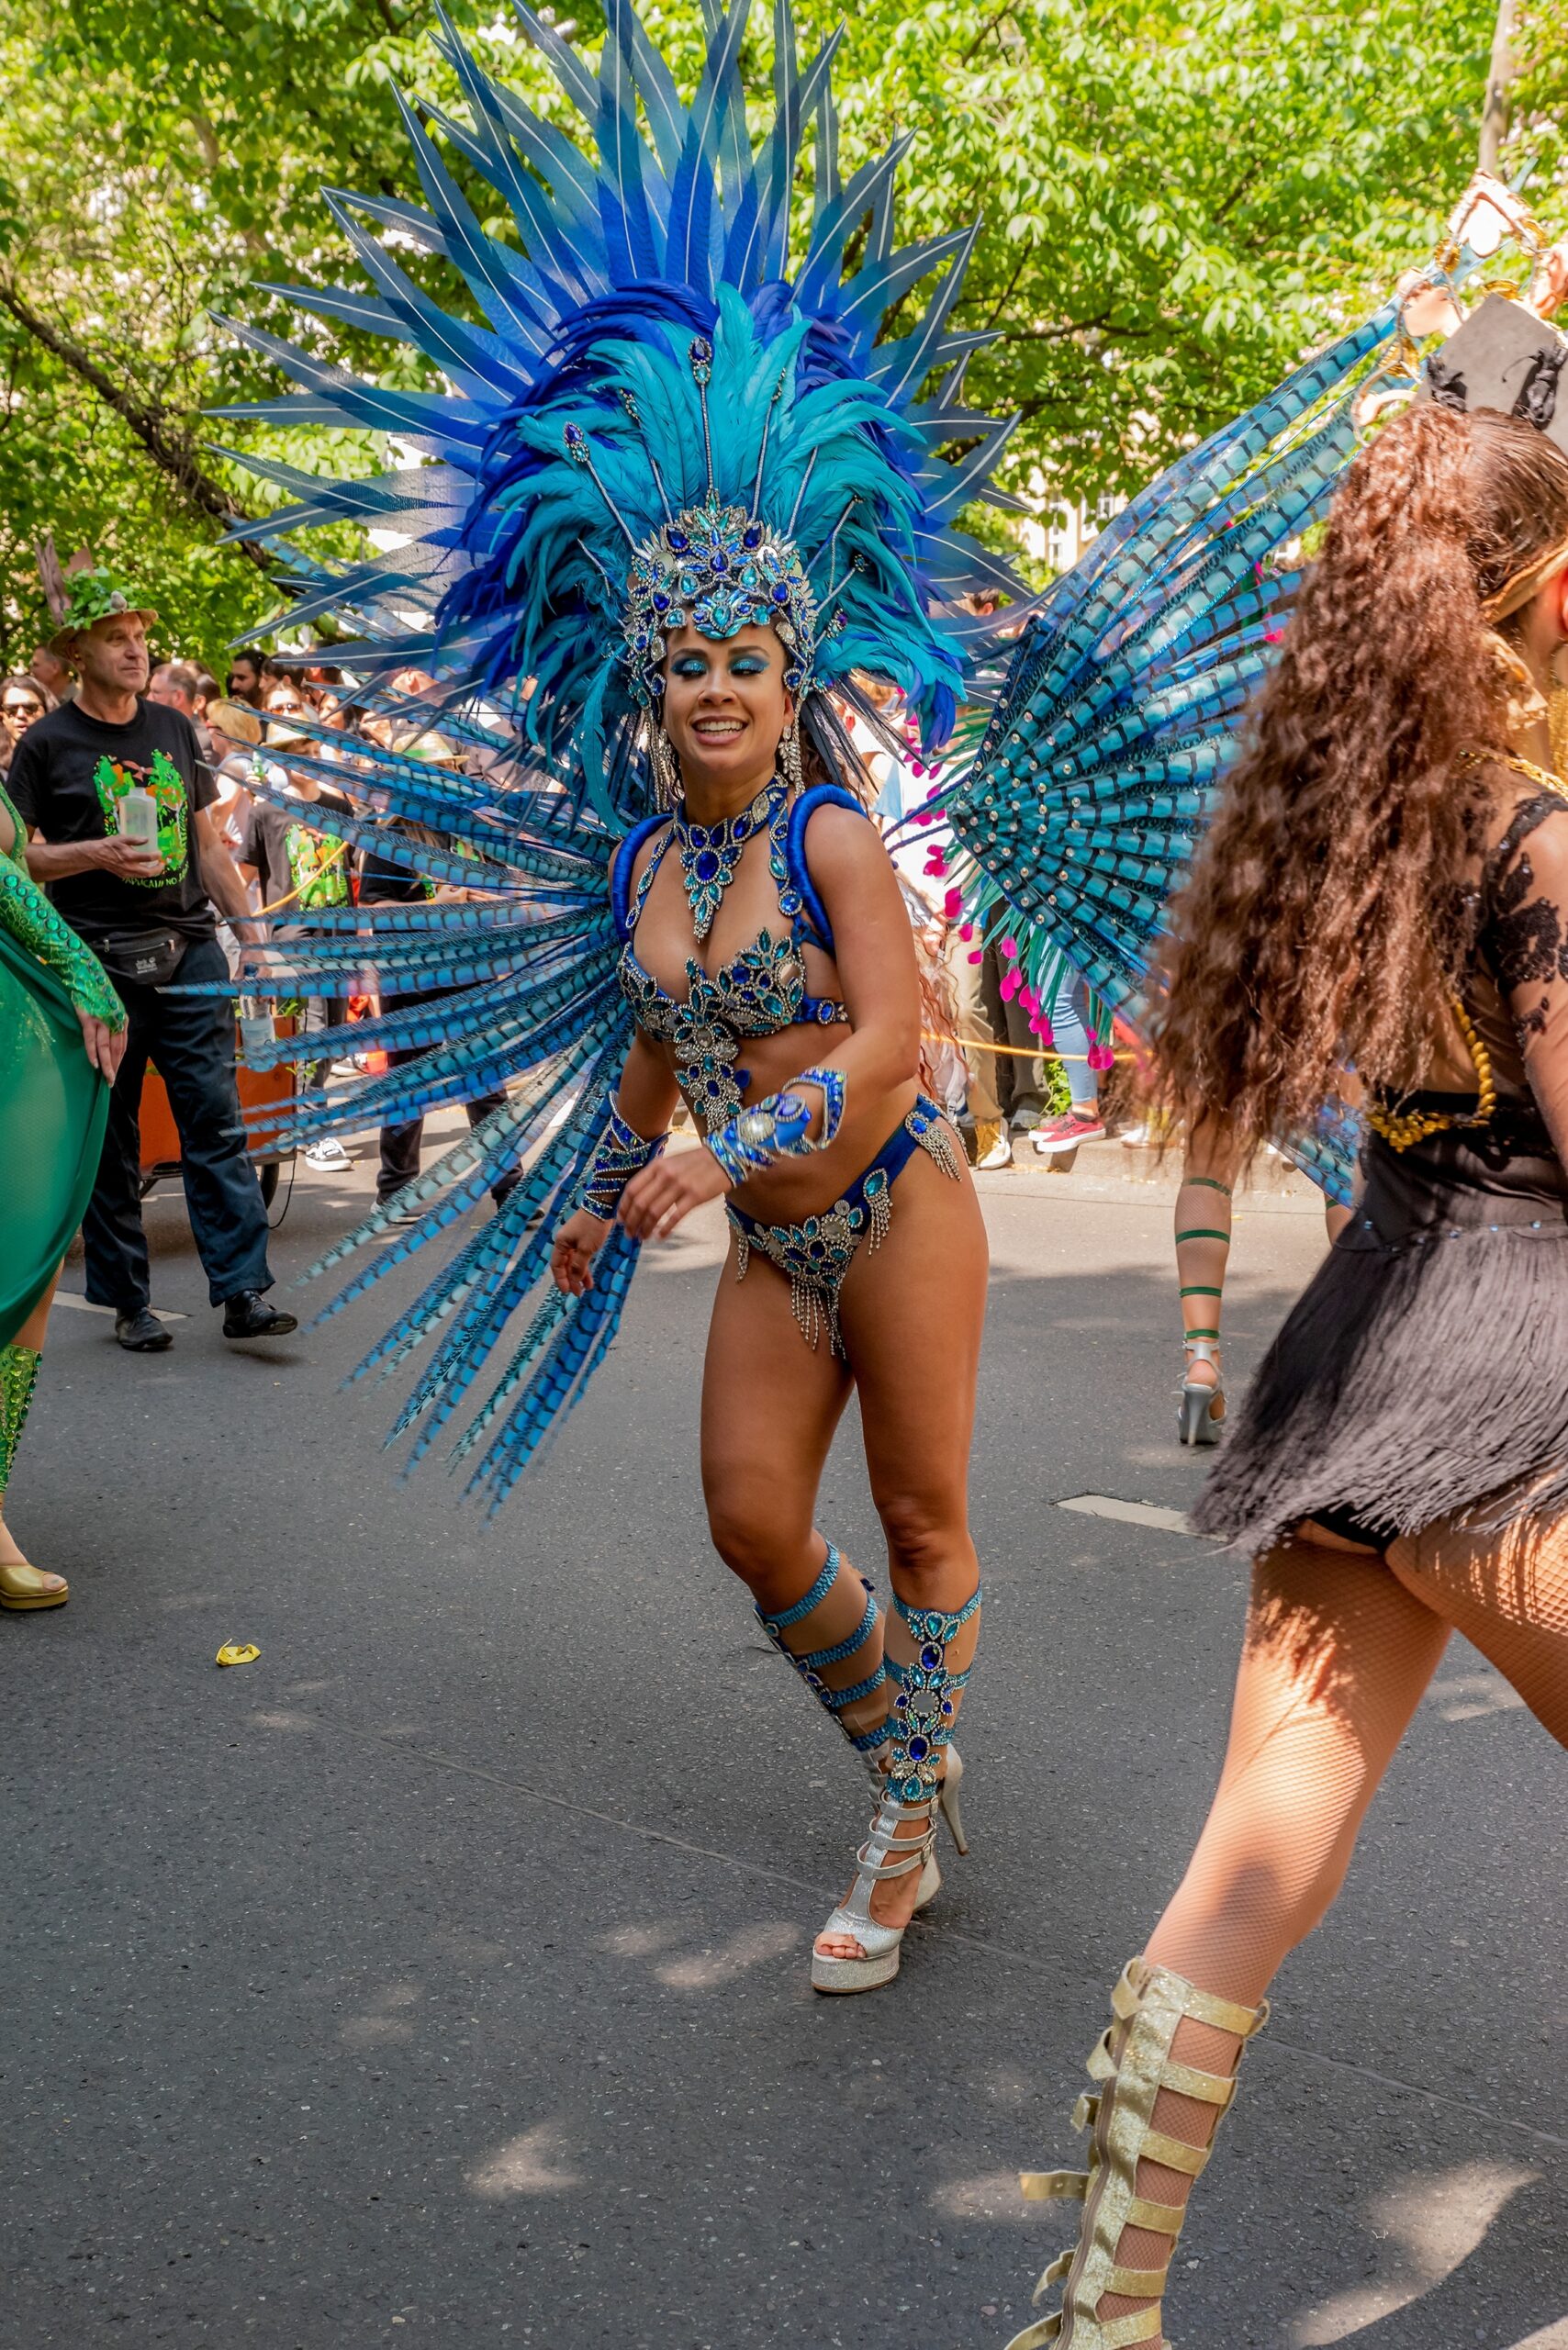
[725,1093,962,1352]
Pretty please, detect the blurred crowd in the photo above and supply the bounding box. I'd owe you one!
[1,627,1117,1233]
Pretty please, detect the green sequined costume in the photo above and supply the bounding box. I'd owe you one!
[0,773,125,1340]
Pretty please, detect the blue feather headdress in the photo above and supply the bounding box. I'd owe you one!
[216,0,1028,820]
[200,0,1029,1506]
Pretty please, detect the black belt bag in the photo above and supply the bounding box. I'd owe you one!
[86,925,189,988]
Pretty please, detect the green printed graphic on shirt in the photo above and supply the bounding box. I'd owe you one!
[285,821,349,912]
[92,748,189,886]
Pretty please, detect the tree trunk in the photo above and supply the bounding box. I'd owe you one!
[1479,0,1519,175]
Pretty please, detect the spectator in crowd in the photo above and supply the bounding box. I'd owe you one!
[1,673,53,776]
[193,670,222,725]
[7,581,297,1349]
[202,697,264,862]
[149,660,215,765]
[358,744,519,1223]
[29,644,73,706]
[1027,959,1108,1155]
[224,650,265,709]
[238,683,354,1173]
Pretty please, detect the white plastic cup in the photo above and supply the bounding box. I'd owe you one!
[118,786,159,851]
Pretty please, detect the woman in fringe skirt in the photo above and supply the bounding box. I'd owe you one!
[1004,390,1568,2346]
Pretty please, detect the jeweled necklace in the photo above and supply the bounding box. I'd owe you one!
[673,780,784,941]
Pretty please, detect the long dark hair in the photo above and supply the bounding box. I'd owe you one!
[1150,402,1568,1152]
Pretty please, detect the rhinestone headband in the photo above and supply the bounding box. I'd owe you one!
[622,494,819,707]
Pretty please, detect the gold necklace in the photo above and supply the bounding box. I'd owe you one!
[1369,744,1563,1151]
[1459,744,1568,799]
[1365,997,1497,1150]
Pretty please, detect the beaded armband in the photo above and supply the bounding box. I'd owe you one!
[706,1066,846,1188]
[0,856,125,1030]
[573,1099,668,1220]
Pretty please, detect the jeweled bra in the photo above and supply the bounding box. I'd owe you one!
[613,784,857,1125]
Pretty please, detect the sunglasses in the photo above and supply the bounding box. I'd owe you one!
[4,699,42,718]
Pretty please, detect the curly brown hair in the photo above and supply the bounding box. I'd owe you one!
[1149,401,1568,1153]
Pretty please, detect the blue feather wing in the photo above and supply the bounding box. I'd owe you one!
[943,310,1411,1198]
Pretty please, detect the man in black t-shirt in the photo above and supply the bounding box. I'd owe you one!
[9,586,296,1349]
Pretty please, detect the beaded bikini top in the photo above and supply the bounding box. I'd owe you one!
[613,783,858,1125]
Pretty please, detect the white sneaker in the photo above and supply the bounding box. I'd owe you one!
[975,1125,1014,1171]
[304,1137,353,1171]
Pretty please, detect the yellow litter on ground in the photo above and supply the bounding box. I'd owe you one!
[215,1642,260,1667]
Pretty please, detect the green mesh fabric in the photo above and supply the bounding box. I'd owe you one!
[0,1342,41,1495]
[0,921,111,1337]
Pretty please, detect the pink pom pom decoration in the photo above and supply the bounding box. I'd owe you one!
[967,949,982,965]
[999,935,1018,960]
[1087,1041,1116,1071]
[958,922,974,943]
[944,889,963,917]
[999,968,1021,1002]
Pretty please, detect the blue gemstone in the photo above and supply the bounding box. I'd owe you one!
[695,851,721,881]
[921,1643,942,1669]
[771,582,790,604]
[711,552,728,574]
[908,1736,929,1761]
[668,531,689,553]
[652,592,670,612]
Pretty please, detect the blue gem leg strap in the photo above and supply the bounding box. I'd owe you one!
[755,1540,890,1771]
[885,1586,982,1807]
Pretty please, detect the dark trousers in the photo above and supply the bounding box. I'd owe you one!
[375,990,516,1206]
[84,932,273,1313]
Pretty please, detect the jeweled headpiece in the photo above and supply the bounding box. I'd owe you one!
[621,494,819,705]
[216,0,1030,826]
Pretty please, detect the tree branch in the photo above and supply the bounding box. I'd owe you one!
[961,7,1015,65]
[991,311,1144,346]
[0,280,272,570]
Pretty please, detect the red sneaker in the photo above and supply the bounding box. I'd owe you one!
[1030,1109,1107,1155]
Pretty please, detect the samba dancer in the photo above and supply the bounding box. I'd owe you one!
[214,1,1029,1990]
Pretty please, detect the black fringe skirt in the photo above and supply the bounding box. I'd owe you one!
[1194,1109,1568,1554]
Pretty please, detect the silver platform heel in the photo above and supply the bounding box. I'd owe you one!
[1178,1337,1225,1447]
[811,1780,944,1995]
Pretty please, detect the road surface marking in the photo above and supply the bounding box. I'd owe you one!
[1058,1494,1193,1535]
[50,1292,189,1322]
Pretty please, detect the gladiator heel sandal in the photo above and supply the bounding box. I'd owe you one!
[1006,1958,1267,2348]
[812,1587,980,1994]
[1177,1340,1224,1449]
[755,1541,890,1776]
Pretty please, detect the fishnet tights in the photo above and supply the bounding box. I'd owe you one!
[1092,1522,1568,2339]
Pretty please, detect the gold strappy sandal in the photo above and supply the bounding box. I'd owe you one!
[1006,1957,1267,2348]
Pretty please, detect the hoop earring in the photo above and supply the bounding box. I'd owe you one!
[649,722,680,807]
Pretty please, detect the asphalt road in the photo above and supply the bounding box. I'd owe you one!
[6,1129,1566,2350]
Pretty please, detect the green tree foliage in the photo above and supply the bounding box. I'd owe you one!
[0,0,1506,666]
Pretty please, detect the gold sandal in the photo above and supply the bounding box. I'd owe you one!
[0,1554,69,1610]
[1006,1958,1267,2347]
